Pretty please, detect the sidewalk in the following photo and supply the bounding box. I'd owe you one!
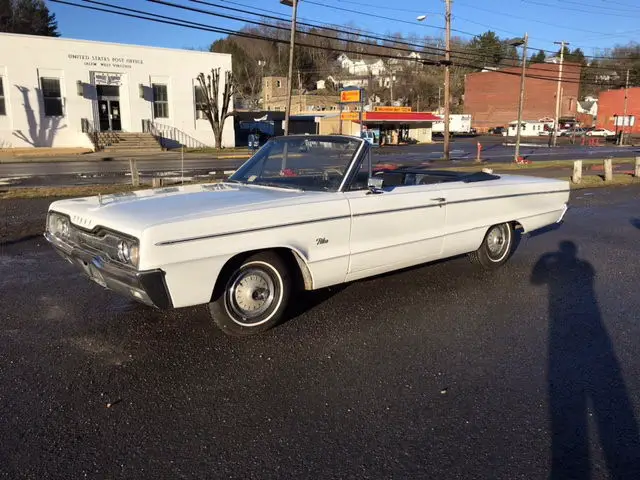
[0,150,251,164]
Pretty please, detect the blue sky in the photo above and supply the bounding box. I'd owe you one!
[48,0,640,56]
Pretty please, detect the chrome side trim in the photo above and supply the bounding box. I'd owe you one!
[445,189,571,206]
[157,189,570,246]
[156,214,351,246]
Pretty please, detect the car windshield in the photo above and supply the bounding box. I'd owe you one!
[228,136,362,192]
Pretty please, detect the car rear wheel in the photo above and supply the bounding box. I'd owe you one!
[208,252,291,336]
[469,223,515,269]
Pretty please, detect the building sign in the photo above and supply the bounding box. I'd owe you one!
[341,112,360,121]
[94,72,123,86]
[340,89,362,103]
[67,53,144,69]
[374,106,412,112]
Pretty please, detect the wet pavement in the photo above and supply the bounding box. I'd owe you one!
[1,186,640,479]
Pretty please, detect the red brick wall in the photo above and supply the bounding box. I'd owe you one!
[597,87,640,134]
[463,62,582,132]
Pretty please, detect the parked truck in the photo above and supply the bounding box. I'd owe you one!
[432,114,473,135]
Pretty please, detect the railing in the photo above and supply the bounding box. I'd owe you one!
[142,119,210,150]
[81,118,101,151]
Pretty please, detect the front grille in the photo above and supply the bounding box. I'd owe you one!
[68,227,124,265]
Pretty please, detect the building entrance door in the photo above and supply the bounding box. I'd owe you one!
[96,85,122,131]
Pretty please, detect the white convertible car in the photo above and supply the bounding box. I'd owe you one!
[45,135,569,336]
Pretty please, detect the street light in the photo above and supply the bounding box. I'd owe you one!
[281,0,299,135]
[509,34,528,163]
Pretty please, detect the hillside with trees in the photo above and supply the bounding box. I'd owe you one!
[210,20,639,112]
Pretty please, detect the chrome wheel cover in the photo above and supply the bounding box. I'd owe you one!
[226,267,278,325]
[486,225,510,261]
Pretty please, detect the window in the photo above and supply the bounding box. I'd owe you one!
[0,77,5,116]
[276,80,282,88]
[41,77,63,116]
[194,85,207,119]
[152,84,169,118]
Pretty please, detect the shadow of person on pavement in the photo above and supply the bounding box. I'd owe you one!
[531,241,640,479]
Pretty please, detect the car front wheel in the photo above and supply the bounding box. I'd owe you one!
[468,223,515,269]
[209,252,291,336]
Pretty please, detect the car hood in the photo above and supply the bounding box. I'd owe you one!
[48,182,328,236]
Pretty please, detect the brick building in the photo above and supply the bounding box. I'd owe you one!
[463,62,582,132]
[261,76,340,114]
[597,87,640,134]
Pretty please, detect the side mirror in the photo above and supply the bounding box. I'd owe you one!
[367,176,384,194]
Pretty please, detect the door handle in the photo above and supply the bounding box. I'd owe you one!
[431,197,446,202]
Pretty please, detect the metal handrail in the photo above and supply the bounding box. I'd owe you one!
[142,119,210,149]
[81,118,101,151]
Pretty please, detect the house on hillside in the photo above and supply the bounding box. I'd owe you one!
[337,54,386,76]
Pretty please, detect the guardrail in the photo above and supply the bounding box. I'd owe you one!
[142,119,210,150]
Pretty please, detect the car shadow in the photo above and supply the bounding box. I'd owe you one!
[286,284,347,320]
[631,218,640,230]
[530,241,640,479]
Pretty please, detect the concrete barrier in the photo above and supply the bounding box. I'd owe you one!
[604,157,613,182]
[572,160,582,184]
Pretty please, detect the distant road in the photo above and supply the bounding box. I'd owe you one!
[0,137,638,179]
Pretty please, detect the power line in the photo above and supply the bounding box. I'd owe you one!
[53,0,625,88]
[302,0,482,39]
[522,0,640,18]
[183,0,606,79]
[303,0,638,62]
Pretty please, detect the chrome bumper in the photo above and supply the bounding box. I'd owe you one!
[557,204,569,223]
[44,232,172,309]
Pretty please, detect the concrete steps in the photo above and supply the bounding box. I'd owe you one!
[96,132,163,153]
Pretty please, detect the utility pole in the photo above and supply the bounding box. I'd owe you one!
[282,0,299,135]
[552,40,567,147]
[620,68,630,145]
[443,0,451,160]
[513,33,528,163]
[297,69,302,113]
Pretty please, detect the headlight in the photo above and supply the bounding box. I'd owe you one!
[117,239,139,267]
[47,213,70,239]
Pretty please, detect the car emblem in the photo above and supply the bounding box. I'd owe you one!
[316,237,329,245]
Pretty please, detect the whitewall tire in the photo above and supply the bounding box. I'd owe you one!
[209,252,291,336]
[468,223,515,269]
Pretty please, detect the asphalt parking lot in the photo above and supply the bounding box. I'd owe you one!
[2,186,640,479]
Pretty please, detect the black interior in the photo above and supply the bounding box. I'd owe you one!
[350,167,500,191]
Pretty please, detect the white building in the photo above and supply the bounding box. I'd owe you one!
[0,33,235,150]
[336,54,386,76]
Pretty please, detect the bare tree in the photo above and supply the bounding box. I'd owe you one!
[197,67,237,149]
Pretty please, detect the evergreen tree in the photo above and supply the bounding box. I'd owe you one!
[0,0,59,37]
[530,50,546,63]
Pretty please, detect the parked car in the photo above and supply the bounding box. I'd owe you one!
[44,135,570,336]
[489,126,505,135]
[585,128,615,137]
[560,127,587,137]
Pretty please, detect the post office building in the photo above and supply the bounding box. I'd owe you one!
[0,32,235,151]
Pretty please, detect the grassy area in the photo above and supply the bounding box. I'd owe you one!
[2,171,639,200]
[179,147,250,156]
[441,157,636,172]
[0,179,219,200]
[565,174,640,189]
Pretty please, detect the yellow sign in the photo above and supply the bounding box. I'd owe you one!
[340,89,361,103]
[341,112,360,121]
[374,106,412,112]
